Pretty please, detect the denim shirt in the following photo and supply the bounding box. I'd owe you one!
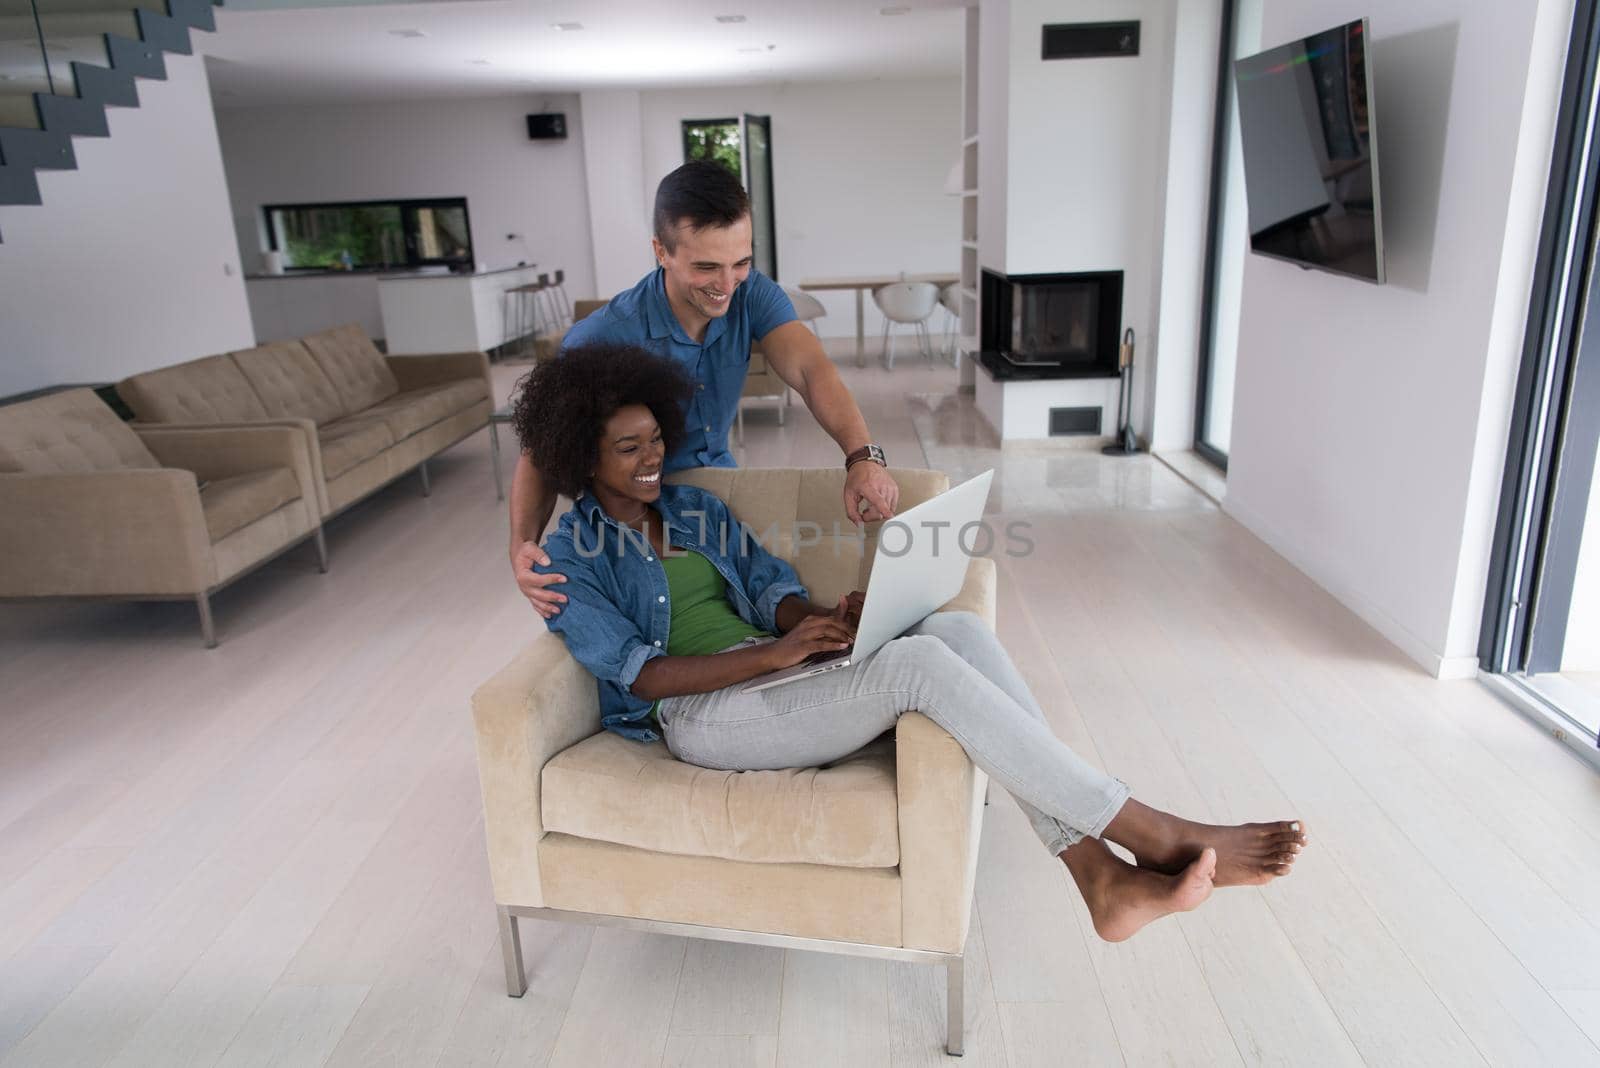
[537,483,809,741]
[561,267,796,470]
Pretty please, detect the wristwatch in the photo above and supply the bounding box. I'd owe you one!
[844,443,887,471]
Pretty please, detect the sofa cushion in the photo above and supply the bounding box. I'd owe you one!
[301,324,400,417]
[0,389,159,474]
[230,341,345,425]
[360,379,490,442]
[317,416,395,479]
[117,354,270,425]
[541,731,900,868]
[198,467,300,542]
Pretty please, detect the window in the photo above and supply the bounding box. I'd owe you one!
[681,119,742,179]
[263,198,473,271]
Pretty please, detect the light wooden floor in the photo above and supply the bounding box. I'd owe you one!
[2,351,1599,1066]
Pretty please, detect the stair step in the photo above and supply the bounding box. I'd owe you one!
[0,164,43,206]
[36,94,110,138]
[72,61,141,109]
[134,8,194,56]
[0,127,76,171]
[105,32,167,81]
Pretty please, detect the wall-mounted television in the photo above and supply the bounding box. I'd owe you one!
[1234,18,1384,284]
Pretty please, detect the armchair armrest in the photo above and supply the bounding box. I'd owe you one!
[386,351,492,394]
[896,711,986,953]
[135,424,320,523]
[471,631,602,908]
[131,418,328,516]
[936,555,995,627]
[0,468,213,597]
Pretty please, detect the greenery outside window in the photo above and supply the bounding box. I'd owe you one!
[682,119,741,179]
[264,197,473,271]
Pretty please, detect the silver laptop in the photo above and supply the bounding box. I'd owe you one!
[741,470,995,694]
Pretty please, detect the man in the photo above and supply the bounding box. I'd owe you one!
[511,160,900,616]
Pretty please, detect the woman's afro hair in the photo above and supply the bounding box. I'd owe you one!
[510,342,696,499]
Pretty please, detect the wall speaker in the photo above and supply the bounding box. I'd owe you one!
[1041,21,1140,60]
[527,113,568,140]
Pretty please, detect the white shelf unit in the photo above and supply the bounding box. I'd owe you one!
[957,6,980,349]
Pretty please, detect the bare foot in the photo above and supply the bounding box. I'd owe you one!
[1136,818,1307,887]
[1076,845,1217,943]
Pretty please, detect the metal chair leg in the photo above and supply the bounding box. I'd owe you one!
[737,403,746,446]
[498,907,527,997]
[196,592,216,649]
[489,418,504,502]
[313,527,328,573]
[946,954,965,1056]
[418,461,431,497]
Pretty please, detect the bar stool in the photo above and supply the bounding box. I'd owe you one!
[505,280,547,358]
[549,269,572,327]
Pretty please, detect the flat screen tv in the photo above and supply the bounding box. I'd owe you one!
[1234,18,1384,284]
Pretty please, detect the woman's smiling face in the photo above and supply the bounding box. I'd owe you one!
[591,403,665,511]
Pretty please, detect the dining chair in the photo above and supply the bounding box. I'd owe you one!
[872,282,940,370]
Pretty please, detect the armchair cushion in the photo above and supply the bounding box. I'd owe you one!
[199,467,301,542]
[0,389,158,474]
[301,324,400,415]
[541,731,900,868]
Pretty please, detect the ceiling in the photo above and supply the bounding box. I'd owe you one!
[202,0,968,108]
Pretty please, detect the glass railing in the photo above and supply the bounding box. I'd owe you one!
[0,0,51,129]
[1,0,174,130]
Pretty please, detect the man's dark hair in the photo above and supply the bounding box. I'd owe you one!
[653,160,750,251]
[510,343,695,499]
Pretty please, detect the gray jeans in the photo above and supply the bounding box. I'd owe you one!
[658,611,1130,855]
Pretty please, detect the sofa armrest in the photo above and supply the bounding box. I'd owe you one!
[896,711,986,953]
[470,630,603,908]
[135,424,320,523]
[131,418,328,516]
[936,555,995,628]
[386,351,492,394]
[0,468,213,597]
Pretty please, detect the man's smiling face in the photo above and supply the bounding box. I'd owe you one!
[653,214,754,334]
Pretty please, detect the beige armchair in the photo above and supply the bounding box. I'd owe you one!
[470,467,993,1055]
[0,388,324,646]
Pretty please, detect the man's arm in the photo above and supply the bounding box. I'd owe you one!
[509,451,568,617]
[759,320,899,523]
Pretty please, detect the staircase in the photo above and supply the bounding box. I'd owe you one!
[0,0,220,233]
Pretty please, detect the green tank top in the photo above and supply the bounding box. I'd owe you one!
[662,550,767,655]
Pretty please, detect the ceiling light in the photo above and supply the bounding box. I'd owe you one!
[880,5,911,13]
[736,46,764,53]
[468,58,491,65]
[715,14,746,22]
[551,21,583,31]
[387,28,426,38]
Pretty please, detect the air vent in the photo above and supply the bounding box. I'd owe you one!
[1041,21,1140,60]
[1049,407,1102,437]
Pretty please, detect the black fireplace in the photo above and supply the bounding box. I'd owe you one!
[978,268,1122,379]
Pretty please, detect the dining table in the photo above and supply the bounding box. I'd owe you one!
[798,273,960,367]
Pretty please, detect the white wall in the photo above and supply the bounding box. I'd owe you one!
[214,93,597,326]
[631,79,963,338]
[987,0,1177,439]
[0,54,253,395]
[1147,0,1226,450]
[580,90,656,300]
[1223,0,1574,677]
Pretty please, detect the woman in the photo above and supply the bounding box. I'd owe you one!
[512,343,1306,942]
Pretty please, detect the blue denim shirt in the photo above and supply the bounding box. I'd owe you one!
[537,482,809,741]
[561,267,796,471]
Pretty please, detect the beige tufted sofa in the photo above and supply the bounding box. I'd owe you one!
[471,467,992,1056]
[0,388,324,645]
[116,324,493,518]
